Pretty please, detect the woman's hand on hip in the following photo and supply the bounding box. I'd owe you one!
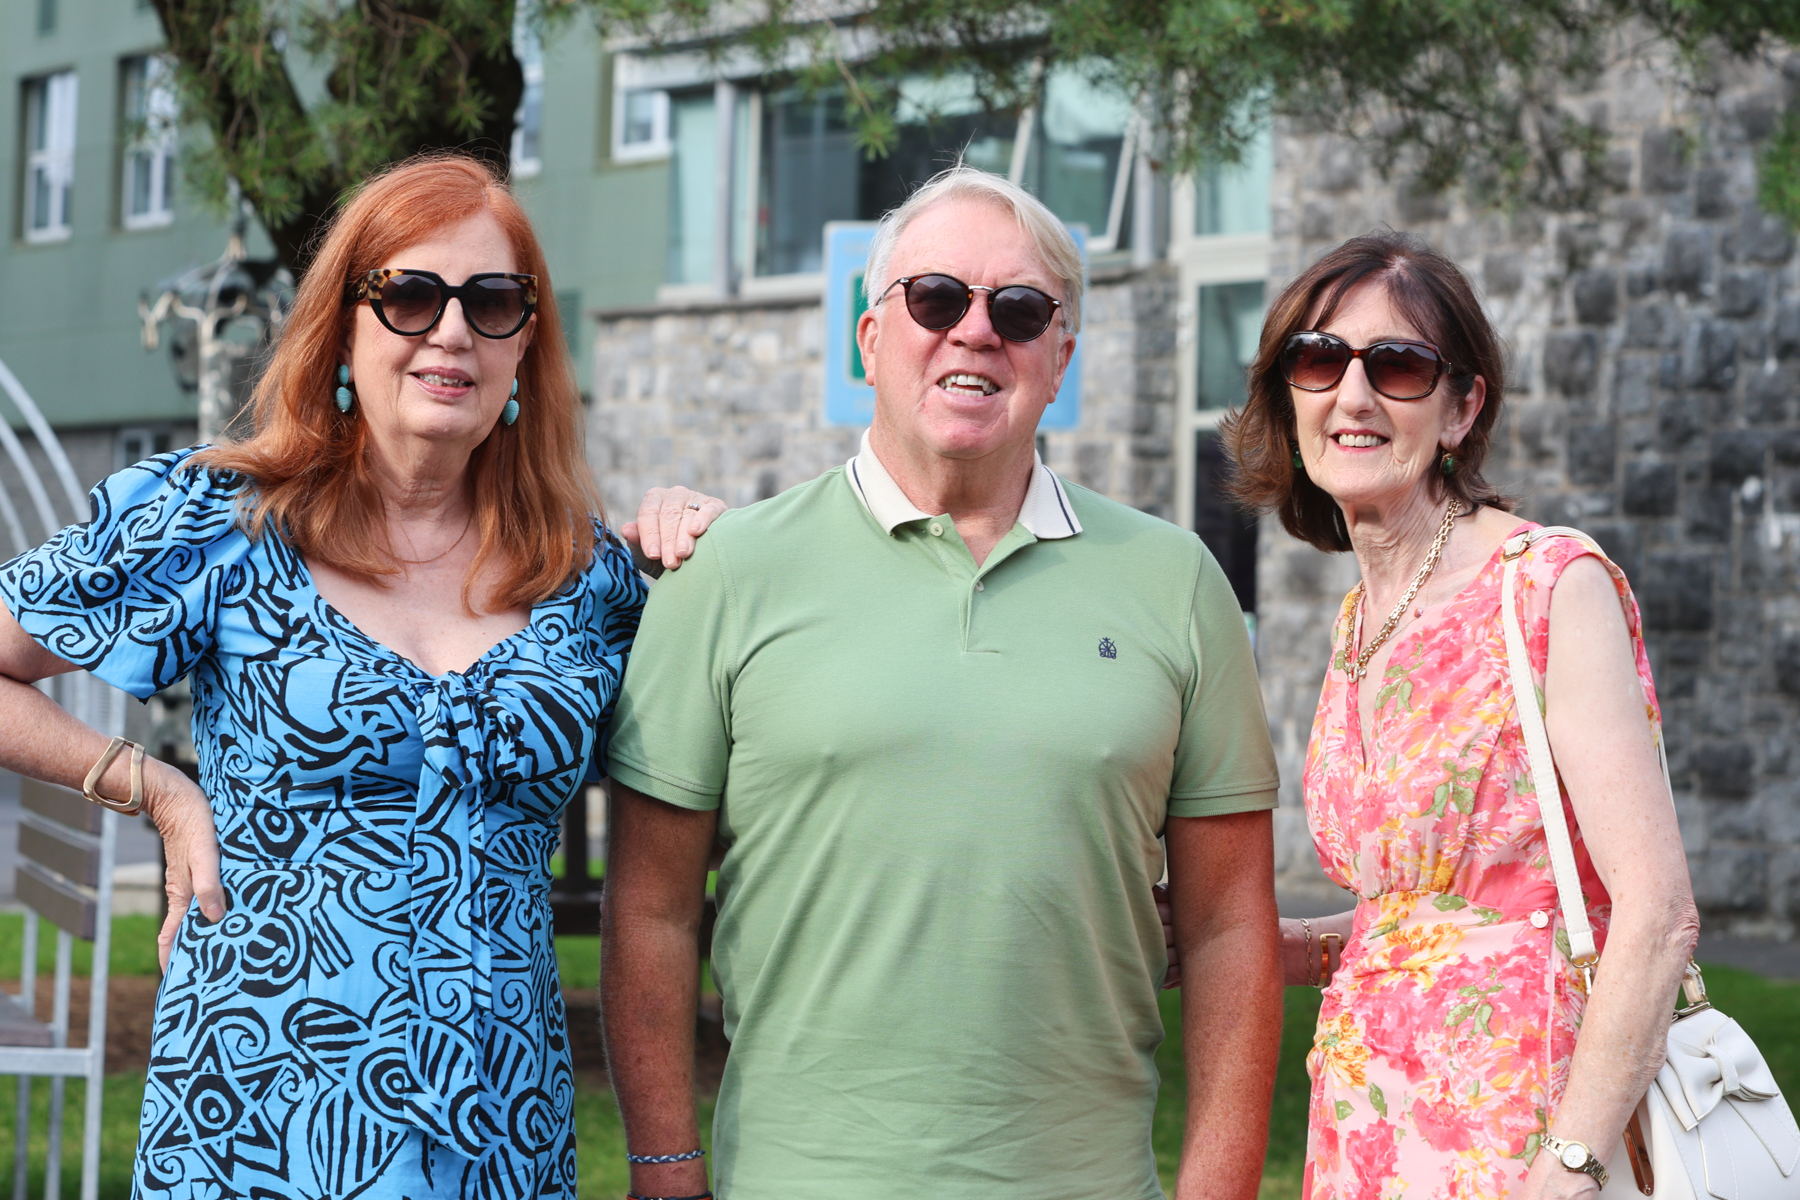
[142,761,224,973]
[622,488,728,573]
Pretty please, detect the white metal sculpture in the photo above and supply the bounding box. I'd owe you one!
[0,356,125,1200]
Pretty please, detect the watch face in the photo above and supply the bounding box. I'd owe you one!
[1560,1143,1587,1169]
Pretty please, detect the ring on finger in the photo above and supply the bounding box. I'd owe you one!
[685,501,703,510]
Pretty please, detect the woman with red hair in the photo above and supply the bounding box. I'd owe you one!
[0,154,720,1198]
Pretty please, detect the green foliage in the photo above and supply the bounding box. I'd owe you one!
[1758,112,1800,230]
[149,0,525,272]
[586,0,1800,220]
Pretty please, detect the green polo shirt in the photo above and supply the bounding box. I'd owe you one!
[607,439,1279,1200]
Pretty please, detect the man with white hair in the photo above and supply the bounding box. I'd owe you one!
[602,166,1282,1200]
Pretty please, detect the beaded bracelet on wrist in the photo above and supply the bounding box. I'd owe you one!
[626,1149,706,1164]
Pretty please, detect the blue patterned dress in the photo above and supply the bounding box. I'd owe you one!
[0,450,647,1199]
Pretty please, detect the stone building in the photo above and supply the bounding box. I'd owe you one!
[590,46,1800,937]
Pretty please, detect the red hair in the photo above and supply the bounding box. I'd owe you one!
[198,153,599,611]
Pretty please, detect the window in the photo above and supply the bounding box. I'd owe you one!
[37,0,56,34]
[116,426,174,470]
[666,90,719,285]
[1191,280,1266,614]
[510,3,544,177]
[122,55,177,229]
[1194,127,1273,236]
[1194,432,1258,614]
[1018,69,1134,246]
[614,87,670,161]
[23,72,78,242]
[756,88,860,277]
[1195,281,1266,410]
[859,76,1017,222]
[748,77,1018,279]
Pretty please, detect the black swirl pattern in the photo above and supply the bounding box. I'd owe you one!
[0,449,645,1199]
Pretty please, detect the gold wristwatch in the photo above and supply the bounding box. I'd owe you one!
[1541,1134,1609,1188]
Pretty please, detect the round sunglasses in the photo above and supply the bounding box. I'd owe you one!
[1280,331,1455,401]
[348,268,539,339]
[878,274,1063,343]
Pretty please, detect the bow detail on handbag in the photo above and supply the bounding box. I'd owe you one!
[1662,1010,1783,1127]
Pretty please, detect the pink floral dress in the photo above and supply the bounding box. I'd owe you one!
[1301,524,1664,1200]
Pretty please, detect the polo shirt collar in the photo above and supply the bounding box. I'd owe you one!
[845,429,1082,539]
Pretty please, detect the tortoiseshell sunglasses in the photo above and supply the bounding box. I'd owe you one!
[347,268,539,339]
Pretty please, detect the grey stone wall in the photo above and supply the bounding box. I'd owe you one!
[587,267,1180,520]
[1265,47,1800,935]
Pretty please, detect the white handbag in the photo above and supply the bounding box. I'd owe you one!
[1500,526,1800,1200]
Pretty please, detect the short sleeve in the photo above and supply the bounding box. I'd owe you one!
[0,449,249,699]
[604,518,738,809]
[1168,546,1281,818]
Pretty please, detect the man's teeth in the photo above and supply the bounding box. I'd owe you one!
[940,373,997,396]
[1336,433,1385,447]
[417,373,468,387]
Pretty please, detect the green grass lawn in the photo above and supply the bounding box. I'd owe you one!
[0,935,1792,1199]
[0,914,165,980]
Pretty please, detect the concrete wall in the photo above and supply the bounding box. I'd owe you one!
[1263,46,1800,935]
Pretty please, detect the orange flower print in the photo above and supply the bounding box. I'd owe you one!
[1388,921,1466,981]
[1316,1011,1371,1090]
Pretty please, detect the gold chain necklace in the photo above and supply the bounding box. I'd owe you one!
[392,513,475,567]
[1344,501,1461,682]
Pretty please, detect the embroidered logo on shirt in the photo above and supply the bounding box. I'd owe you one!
[1098,637,1117,659]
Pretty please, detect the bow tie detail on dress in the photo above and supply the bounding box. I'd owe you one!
[403,672,527,1160]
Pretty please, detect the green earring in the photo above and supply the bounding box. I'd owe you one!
[1291,446,1304,471]
[501,378,520,426]
[1441,451,1457,476]
[335,365,355,413]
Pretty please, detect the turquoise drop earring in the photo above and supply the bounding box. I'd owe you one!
[501,379,520,426]
[335,365,355,413]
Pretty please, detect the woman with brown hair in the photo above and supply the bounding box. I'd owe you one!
[1224,231,1698,1199]
[0,154,720,1198]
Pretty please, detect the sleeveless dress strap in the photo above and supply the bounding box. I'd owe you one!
[1498,526,1673,968]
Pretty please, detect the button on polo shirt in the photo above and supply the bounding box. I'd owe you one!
[608,437,1279,1200]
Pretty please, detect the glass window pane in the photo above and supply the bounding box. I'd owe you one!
[752,75,1018,278]
[516,80,543,162]
[1194,126,1272,236]
[667,91,717,284]
[1021,69,1132,234]
[623,90,659,144]
[1196,281,1266,410]
[129,149,152,216]
[27,81,47,152]
[756,88,859,277]
[31,169,51,230]
[1194,432,1258,614]
[858,98,1016,223]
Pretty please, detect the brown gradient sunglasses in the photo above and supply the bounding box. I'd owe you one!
[1280,331,1455,401]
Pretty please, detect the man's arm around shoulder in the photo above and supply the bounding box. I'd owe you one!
[602,781,718,1199]
[1167,809,1282,1200]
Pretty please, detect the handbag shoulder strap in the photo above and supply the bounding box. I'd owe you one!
[1499,525,1621,966]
